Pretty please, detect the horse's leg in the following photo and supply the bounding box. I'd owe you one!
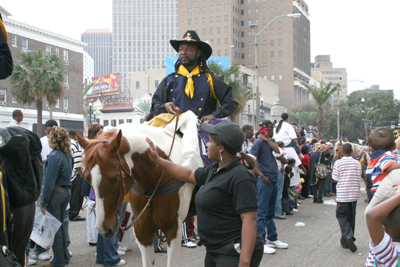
[10,203,35,266]
[165,226,183,267]
[136,240,155,267]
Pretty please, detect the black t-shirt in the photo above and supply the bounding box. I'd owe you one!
[194,158,258,250]
[282,174,291,198]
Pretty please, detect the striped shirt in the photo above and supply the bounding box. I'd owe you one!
[366,150,397,193]
[365,232,400,267]
[332,156,362,202]
[70,139,83,181]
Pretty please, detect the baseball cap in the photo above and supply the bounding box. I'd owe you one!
[201,121,244,152]
[261,120,274,128]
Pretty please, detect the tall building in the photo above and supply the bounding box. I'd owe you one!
[1,7,85,133]
[312,55,348,101]
[112,0,179,75]
[178,0,311,110]
[81,29,112,77]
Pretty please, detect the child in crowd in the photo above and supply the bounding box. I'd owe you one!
[365,184,400,266]
[287,158,299,212]
[282,165,293,216]
[366,128,400,211]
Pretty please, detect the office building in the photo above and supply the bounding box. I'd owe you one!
[312,55,348,101]
[178,0,311,110]
[83,51,94,81]
[81,29,112,77]
[112,0,179,75]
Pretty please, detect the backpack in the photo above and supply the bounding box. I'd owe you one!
[314,152,329,179]
[0,127,43,209]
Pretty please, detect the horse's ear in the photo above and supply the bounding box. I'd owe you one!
[109,130,123,154]
[75,131,89,149]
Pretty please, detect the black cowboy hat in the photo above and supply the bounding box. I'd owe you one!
[170,30,213,60]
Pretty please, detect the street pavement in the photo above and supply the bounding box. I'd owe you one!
[33,191,371,266]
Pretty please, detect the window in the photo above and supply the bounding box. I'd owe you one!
[271,40,274,46]
[271,51,275,57]
[278,39,282,45]
[217,4,220,10]
[111,120,116,127]
[263,18,267,24]
[263,52,267,58]
[241,53,245,59]
[248,53,252,59]
[279,74,282,80]
[46,45,51,54]
[22,38,28,50]
[209,17,213,23]
[271,62,275,69]
[271,74,275,80]
[263,63,267,68]
[63,49,68,61]
[0,88,6,102]
[104,120,109,127]
[248,9,251,15]
[127,119,132,123]
[210,28,213,34]
[12,35,17,47]
[225,15,228,21]
[195,7,199,13]
[270,7,274,12]
[188,19,192,25]
[225,38,228,44]
[270,29,274,35]
[255,8,259,14]
[225,26,228,33]
[278,50,282,57]
[201,17,206,23]
[263,7,266,13]
[188,8,191,13]
[248,31,252,37]
[225,4,228,10]
[278,6,281,11]
[202,28,206,35]
[119,119,124,125]
[241,10,244,15]
[55,47,60,55]
[279,62,282,68]
[248,42,252,47]
[63,74,69,87]
[63,98,68,109]
[155,80,159,87]
[217,16,221,22]
[209,5,213,11]
[136,81,140,89]
[217,38,221,44]
[55,99,60,108]
[217,50,221,56]
[202,6,206,12]
[225,49,228,56]
[195,18,199,24]
[278,28,282,34]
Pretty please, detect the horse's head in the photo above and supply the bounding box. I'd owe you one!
[76,130,131,238]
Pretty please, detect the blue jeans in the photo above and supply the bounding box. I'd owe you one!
[96,233,121,266]
[274,171,284,217]
[256,178,277,243]
[47,187,71,267]
[286,140,301,154]
[324,174,332,195]
[289,186,298,210]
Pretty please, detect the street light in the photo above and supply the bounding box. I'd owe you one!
[89,102,92,125]
[251,13,301,130]
[361,97,365,140]
[336,79,364,140]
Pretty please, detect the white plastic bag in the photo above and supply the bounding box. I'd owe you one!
[30,210,62,249]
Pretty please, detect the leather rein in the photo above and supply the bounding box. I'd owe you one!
[98,115,180,231]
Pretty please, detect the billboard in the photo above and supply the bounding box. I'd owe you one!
[165,57,230,76]
[85,73,119,98]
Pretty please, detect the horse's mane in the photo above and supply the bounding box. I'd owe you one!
[83,128,119,169]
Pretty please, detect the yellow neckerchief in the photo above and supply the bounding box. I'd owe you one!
[177,65,216,99]
[0,171,5,232]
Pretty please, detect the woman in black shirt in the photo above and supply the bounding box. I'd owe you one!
[146,121,263,267]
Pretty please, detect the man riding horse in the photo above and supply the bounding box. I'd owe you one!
[149,30,238,251]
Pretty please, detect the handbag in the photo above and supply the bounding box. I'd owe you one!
[314,153,329,179]
[0,246,22,267]
[30,209,62,249]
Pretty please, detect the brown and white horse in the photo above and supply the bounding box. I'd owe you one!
[333,141,367,162]
[76,123,200,267]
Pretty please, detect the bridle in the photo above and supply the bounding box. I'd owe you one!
[95,115,180,231]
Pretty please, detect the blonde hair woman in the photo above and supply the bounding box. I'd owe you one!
[40,126,73,267]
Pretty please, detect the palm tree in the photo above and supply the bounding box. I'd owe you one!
[10,50,65,137]
[133,98,151,119]
[208,61,253,122]
[292,111,316,127]
[300,81,338,140]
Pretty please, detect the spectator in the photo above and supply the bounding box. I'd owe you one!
[41,120,58,163]
[242,124,254,153]
[68,130,85,222]
[0,13,13,79]
[7,109,23,127]
[40,126,73,267]
[300,145,311,199]
[332,143,362,252]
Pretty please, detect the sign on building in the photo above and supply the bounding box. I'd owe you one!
[85,73,120,98]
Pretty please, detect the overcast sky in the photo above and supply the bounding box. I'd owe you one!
[3,0,400,99]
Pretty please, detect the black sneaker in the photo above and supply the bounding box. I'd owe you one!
[70,216,86,221]
[346,237,357,252]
